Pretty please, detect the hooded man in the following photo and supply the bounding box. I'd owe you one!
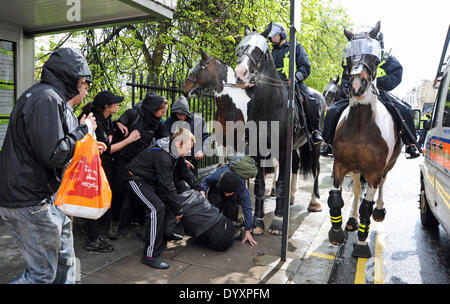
[0,48,96,284]
[108,91,170,240]
[164,95,210,177]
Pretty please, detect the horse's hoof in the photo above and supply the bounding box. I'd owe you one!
[268,217,283,236]
[372,208,386,222]
[270,189,276,197]
[345,217,358,231]
[252,226,264,235]
[352,243,372,258]
[307,201,322,212]
[290,196,295,206]
[252,218,265,235]
[328,228,345,245]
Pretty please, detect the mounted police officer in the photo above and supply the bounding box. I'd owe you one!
[267,22,323,144]
[322,30,421,159]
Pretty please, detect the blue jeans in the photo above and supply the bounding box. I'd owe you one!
[0,203,76,284]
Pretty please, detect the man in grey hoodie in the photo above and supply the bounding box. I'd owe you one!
[164,96,210,177]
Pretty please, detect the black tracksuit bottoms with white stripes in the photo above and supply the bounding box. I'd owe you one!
[128,180,165,258]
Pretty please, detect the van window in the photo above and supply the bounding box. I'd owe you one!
[432,73,447,128]
[444,85,450,127]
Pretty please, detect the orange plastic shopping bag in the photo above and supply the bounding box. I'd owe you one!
[55,133,111,219]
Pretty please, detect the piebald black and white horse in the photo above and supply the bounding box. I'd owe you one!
[327,21,402,258]
[182,50,323,221]
[234,24,325,235]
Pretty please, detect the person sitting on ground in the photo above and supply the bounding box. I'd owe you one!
[200,166,258,247]
[126,128,202,269]
[175,181,237,252]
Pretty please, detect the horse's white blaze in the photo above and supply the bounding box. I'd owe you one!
[214,66,250,122]
[234,45,255,85]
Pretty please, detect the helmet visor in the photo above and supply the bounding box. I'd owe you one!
[346,38,382,60]
[268,23,284,39]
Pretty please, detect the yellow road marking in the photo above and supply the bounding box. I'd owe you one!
[309,251,335,260]
[374,232,384,284]
[354,258,368,284]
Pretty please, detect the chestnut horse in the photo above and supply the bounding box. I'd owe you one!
[327,21,402,258]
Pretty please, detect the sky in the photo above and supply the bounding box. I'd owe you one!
[334,0,449,98]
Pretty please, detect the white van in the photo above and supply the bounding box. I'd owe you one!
[419,55,450,233]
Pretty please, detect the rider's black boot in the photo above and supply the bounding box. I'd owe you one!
[405,145,420,159]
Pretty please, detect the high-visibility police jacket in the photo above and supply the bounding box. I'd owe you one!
[272,40,311,83]
[420,114,430,129]
[376,51,403,91]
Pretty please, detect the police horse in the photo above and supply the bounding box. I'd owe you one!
[322,76,347,109]
[234,24,325,235]
[327,21,402,258]
[182,49,323,233]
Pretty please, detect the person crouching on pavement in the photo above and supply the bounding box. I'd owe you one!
[200,167,258,247]
[126,128,202,269]
[174,181,235,251]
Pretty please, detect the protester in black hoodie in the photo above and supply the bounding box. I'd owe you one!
[109,92,170,240]
[126,128,202,269]
[78,91,141,252]
[0,48,95,284]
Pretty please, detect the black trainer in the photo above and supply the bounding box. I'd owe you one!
[166,233,183,241]
[85,236,115,253]
[141,256,169,269]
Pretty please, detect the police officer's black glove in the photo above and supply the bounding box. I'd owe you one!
[295,71,304,82]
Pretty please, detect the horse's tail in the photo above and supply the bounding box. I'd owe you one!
[298,143,316,178]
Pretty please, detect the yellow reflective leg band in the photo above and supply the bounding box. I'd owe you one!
[330,215,342,223]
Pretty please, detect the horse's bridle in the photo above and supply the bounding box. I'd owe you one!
[236,39,288,88]
[186,56,215,91]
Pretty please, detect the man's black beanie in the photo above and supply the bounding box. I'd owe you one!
[218,171,241,193]
[142,91,165,115]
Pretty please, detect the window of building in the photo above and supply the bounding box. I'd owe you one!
[0,40,16,149]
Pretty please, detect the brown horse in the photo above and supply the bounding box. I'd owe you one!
[183,49,249,160]
[327,21,402,258]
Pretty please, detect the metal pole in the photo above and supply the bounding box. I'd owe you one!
[281,0,299,261]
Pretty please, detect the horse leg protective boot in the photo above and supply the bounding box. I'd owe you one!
[358,199,374,242]
[328,190,344,230]
[274,180,286,217]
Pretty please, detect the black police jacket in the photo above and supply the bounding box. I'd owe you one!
[272,40,311,82]
[0,49,90,208]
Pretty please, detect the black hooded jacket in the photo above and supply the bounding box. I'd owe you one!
[115,99,169,162]
[0,48,91,208]
[176,186,222,238]
[163,96,209,157]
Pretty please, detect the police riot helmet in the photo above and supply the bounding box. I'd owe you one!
[268,22,288,42]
